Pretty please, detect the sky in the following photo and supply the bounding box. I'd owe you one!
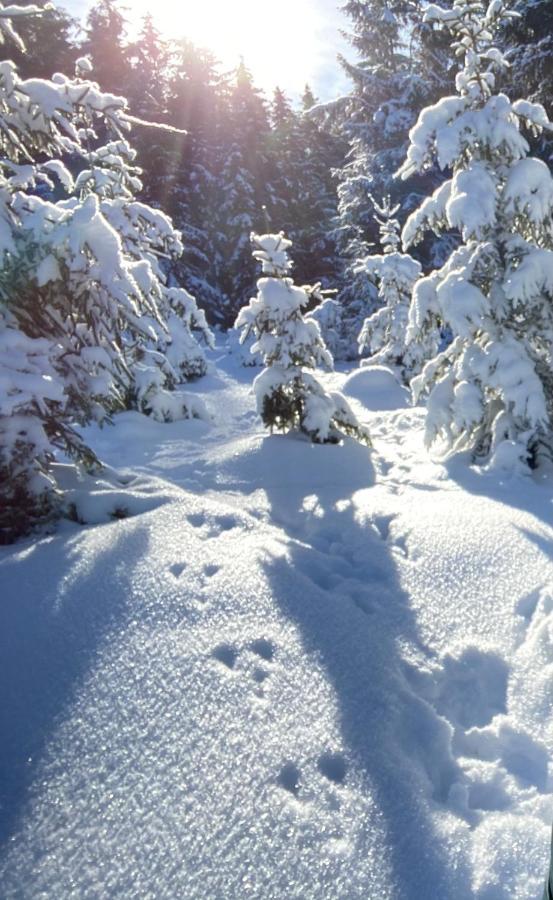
[63,0,353,102]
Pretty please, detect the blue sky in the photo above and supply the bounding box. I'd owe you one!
[62,0,353,101]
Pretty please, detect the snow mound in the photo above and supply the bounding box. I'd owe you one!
[342,366,410,411]
[53,463,181,525]
[204,432,375,496]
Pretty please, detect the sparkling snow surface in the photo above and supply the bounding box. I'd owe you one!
[1,348,553,899]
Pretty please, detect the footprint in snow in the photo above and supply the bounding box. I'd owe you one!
[186,511,240,538]
[433,646,508,730]
[277,752,348,814]
[249,637,275,662]
[212,637,277,697]
[212,643,238,670]
[455,719,549,794]
[278,762,301,796]
[317,752,347,785]
[169,562,187,578]
[187,512,206,529]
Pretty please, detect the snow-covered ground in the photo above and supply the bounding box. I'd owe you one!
[2,347,553,899]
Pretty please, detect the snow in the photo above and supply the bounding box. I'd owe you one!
[504,158,553,225]
[447,163,497,239]
[342,365,411,411]
[2,347,553,899]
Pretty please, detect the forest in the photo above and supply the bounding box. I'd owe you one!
[2,0,553,897]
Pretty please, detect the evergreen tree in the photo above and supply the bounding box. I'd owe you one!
[502,0,553,112]
[399,0,553,470]
[358,197,425,382]
[267,85,344,320]
[293,92,345,290]
[3,0,77,79]
[334,0,419,269]
[81,0,132,95]
[165,40,222,319]
[0,15,210,541]
[325,0,457,356]
[500,0,553,164]
[306,297,356,362]
[235,233,371,444]
[125,14,173,206]
[214,61,272,325]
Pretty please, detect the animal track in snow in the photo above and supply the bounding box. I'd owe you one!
[278,762,301,796]
[515,588,542,623]
[211,637,277,697]
[212,643,238,670]
[434,646,508,730]
[186,511,240,539]
[187,512,206,529]
[455,719,549,793]
[249,638,275,662]
[203,563,221,578]
[317,752,347,785]
[252,667,269,684]
[169,562,187,578]
[276,752,348,806]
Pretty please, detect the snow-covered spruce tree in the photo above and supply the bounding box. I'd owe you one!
[357,197,429,382]
[235,233,371,445]
[0,9,209,541]
[73,131,214,420]
[398,0,553,469]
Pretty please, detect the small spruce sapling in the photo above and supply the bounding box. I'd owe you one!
[357,198,425,382]
[235,232,371,444]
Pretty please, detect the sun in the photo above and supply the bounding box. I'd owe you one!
[131,0,327,96]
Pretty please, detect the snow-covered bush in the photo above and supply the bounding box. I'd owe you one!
[0,6,211,540]
[398,0,553,469]
[235,232,371,445]
[357,198,425,383]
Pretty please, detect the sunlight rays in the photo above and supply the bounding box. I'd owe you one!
[129,0,326,94]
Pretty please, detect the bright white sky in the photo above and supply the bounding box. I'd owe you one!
[65,0,352,101]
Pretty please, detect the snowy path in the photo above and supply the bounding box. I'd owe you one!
[1,352,553,898]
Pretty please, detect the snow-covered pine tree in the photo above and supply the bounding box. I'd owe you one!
[235,233,371,445]
[357,197,427,382]
[399,0,553,469]
[74,128,214,420]
[0,7,210,540]
[4,0,78,80]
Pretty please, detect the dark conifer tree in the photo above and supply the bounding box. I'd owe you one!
[213,60,273,323]
[165,40,227,321]
[4,0,77,79]
[81,0,133,95]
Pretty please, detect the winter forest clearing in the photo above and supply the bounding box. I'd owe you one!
[2,0,553,896]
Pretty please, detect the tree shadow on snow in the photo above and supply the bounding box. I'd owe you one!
[258,433,471,899]
[0,522,150,850]
[445,454,553,534]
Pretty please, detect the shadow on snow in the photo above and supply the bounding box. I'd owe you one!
[253,433,470,899]
[0,523,150,850]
